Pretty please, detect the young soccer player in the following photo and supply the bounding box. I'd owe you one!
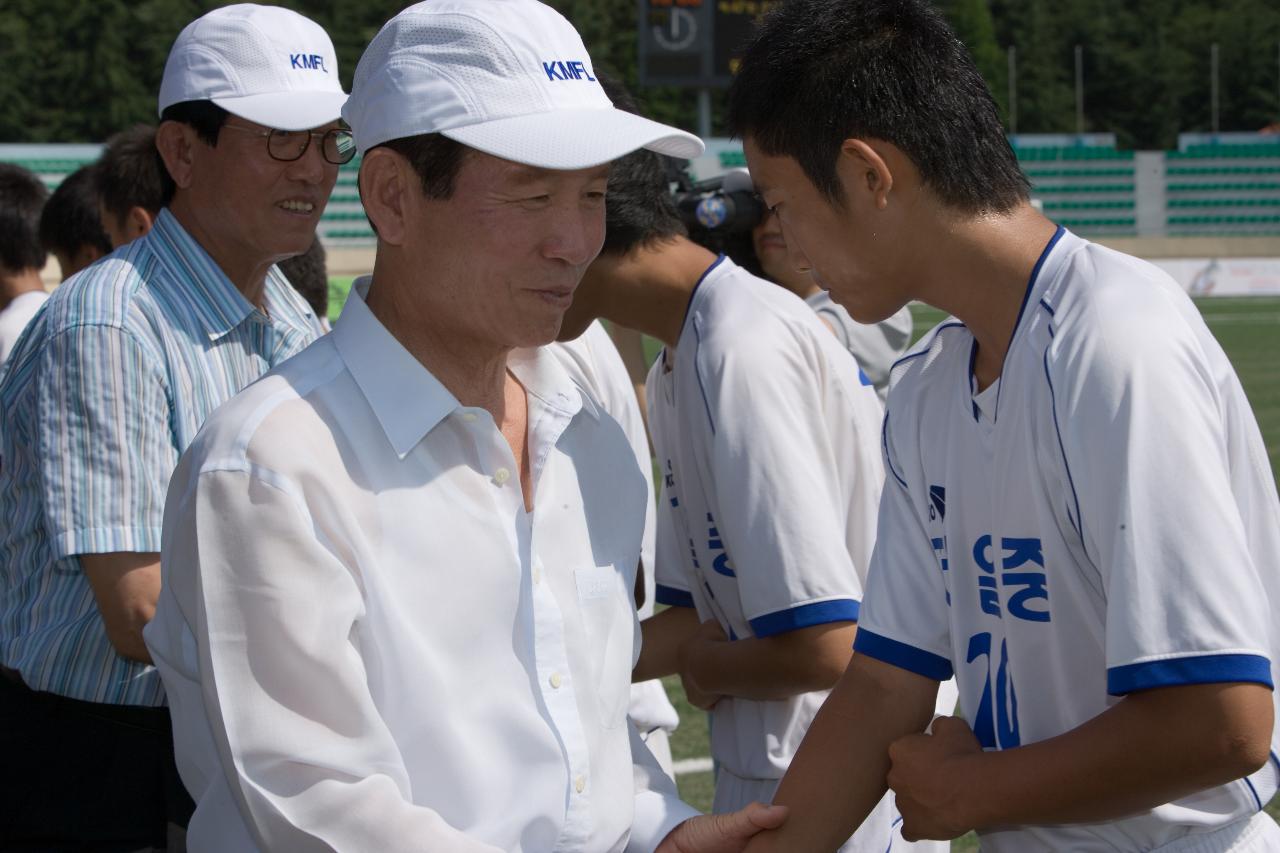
[730,2,1280,851]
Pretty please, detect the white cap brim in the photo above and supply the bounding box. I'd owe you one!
[212,90,349,131]
[440,108,704,170]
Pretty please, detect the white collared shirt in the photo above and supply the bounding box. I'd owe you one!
[146,278,696,852]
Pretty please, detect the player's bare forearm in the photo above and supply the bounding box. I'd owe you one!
[686,621,857,701]
[634,605,701,682]
[743,654,939,852]
[889,681,1274,840]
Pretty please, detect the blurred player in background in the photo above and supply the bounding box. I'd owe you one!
[731,1,1280,850]
[561,81,944,853]
[682,167,911,400]
[0,163,49,368]
[749,209,911,400]
[38,164,112,281]
[278,236,330,330]
[96,123,168,249]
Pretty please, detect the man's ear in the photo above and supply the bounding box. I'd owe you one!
[358,148,411,247]
[155,121,199,191]
[837,138,894,211]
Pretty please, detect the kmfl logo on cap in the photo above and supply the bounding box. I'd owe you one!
[541,60,595,82]
[290,53,329,73]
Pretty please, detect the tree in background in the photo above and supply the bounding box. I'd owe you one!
[0,0,1277,148]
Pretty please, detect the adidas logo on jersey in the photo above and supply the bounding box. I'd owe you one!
[929,484,946,520]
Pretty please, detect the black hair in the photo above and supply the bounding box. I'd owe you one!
[595,73,687,256]
[0,162,50,273]
[98,124,174,219]
[159,100,229,148]
[277,238,329,320]
[727,0,1029,214]
[38,165,111,259]
[376,133,469,201]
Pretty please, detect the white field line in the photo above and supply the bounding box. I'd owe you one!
[1200,312,1280,324]
[673,757,714,776]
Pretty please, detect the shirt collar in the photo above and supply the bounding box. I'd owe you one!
[509,346,600,424]
[146,209,318,341]
[332,277,597,458]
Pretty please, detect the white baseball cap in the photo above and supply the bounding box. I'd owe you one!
[342,0,704,169]
[159,4,347,131]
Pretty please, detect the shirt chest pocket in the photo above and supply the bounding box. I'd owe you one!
[574,564,636,729]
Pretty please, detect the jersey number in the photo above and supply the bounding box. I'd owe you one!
[966,631,1020,750]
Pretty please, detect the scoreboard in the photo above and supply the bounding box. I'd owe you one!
[637,0,778,88]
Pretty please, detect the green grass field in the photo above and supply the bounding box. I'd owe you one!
[327,276,1280,847]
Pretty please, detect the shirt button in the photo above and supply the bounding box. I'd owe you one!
[549,672,562,689]
[574,775,586,794]
[460,412,477,423]
[493,467,511,485]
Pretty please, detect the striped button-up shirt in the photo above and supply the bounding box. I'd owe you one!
[0,209,323,706]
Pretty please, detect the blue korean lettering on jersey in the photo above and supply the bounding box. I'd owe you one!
[973,534,1001,617]
[1001,537,1050,622]
[706,513,736,577]
[290,53,328,73]
[970,534,1049,622]
[966,631,1021,749]
[541,60,597,82]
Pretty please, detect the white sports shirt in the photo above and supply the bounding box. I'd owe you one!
[805,290,912,402]
[146,279,696,852]
[650,256,886,780]
[858,227,1280,851]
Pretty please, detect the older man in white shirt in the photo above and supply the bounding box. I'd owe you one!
[145,1,786,851]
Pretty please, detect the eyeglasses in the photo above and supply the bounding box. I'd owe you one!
[222,123,356,165]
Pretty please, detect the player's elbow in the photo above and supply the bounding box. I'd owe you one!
[1216,714,1273,781]
[1197,683,1273,784]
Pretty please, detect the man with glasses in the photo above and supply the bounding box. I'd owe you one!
[0,6,344,849]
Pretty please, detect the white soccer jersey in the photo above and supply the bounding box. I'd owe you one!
[858,227,1280,851]
[805,290,912,402]
[649,256,886,779]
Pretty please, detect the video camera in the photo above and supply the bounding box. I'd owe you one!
[672,167,766,238]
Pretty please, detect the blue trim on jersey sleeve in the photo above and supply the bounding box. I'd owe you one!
[655,584,696,608]
[748,599,860,638]
[853,629,954,681]
[1107,653,1274,696]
